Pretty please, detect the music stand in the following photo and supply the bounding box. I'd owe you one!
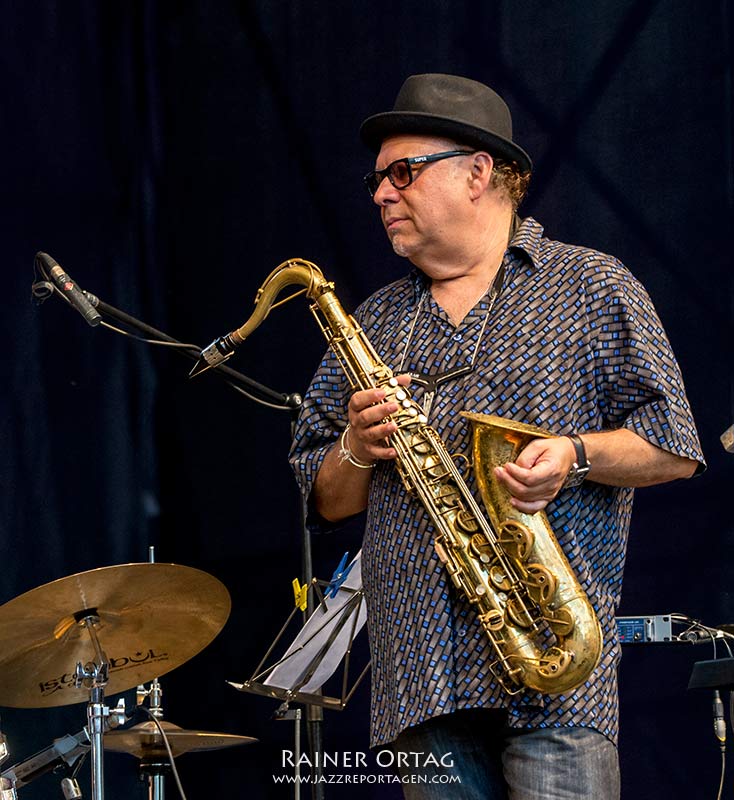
[228,552,369,711]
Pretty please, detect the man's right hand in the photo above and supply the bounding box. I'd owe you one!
[346,375,412,464]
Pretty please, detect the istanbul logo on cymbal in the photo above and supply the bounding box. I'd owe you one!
[38,649,170,697]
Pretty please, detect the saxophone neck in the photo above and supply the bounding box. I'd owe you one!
[189,258,329,377]
[238,259,330,341]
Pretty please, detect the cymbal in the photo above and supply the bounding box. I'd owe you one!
[104,720,257,758]
[0,563,231,708]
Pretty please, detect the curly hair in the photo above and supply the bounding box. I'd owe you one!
[490,158,531,210]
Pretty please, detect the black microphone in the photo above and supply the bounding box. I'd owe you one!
[35,252,101,327]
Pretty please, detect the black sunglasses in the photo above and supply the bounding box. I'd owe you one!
[363,150,476,198]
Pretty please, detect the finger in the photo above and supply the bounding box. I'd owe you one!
[502,459,557,486]
[494,466,533,497]
[514,438,549,469]
[349,387,389,413]
[355,400,399,427]
[347,417,399,462]
[509,496,549,514]
[358,419,397,445]
[494,466,555,501]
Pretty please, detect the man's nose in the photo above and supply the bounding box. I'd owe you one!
[373,176,399,206]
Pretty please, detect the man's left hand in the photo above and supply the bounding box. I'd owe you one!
[493,436,576,513]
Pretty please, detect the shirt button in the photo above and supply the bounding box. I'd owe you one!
[452,333,463,342]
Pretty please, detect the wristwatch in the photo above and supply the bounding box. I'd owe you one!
[563,434,591,488]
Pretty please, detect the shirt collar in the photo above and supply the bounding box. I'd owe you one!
[508,216,544,269]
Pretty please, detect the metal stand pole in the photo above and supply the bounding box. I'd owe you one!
[276,708,302,800]
[145,679,165,800]
[143,549,166,800]
[75,618,111,800]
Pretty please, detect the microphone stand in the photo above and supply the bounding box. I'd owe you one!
[36,278,325,800]
[85,292,304,411]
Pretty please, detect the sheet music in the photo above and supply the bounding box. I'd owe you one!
[264,552,366,695]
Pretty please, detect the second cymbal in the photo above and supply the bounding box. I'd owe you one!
[104,720,257,758]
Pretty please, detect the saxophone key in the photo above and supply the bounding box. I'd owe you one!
[478,608,505,631]
[408,432,432,453]
[498,519,535,561]
[435,484,460,508]
[420,455,448,480]
[456,510,479,533]
[544,606,575,637]
[536,647,573,679]
[433,540,449,565]
[468,531,491,561]
[523,563,557,605]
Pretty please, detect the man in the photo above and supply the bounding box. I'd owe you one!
[290,74,704,799]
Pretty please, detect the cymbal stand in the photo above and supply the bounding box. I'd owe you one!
[136,548,168,800]
[73,613,112,800]
[0,719,17,800]
[136,679,167,800]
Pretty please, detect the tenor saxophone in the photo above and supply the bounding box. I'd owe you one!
[194,259,602,695]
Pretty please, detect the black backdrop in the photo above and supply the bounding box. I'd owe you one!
[2,2,733,798]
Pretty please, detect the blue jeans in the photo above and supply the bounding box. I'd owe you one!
[391,708,620,800]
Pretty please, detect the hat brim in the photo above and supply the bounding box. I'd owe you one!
[360,111,533,173]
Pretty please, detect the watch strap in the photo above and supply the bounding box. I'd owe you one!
[563,434,591,488]
[566,434,589,469]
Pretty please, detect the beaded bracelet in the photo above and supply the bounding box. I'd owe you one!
[338,424,376,469]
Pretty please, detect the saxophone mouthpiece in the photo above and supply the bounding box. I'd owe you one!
[188,334,236,378]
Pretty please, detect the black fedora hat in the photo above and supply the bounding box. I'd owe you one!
[360,73,532,173]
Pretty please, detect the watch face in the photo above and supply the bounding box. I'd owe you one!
[564,464,590,488]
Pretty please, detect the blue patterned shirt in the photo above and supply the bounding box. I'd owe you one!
[289,217,704,748]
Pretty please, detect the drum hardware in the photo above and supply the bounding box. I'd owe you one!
[0,721,16,800]
[0,563,231,800]
[0,727,92,797]
[103,677,257,800]
[61,776,83,799]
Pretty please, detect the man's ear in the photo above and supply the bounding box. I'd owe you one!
[468,152,494,199]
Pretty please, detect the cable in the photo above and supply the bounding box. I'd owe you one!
[714,690,727,800]
[136,708,187,800]
[35,277,297,412]
[716,749,725,800]
[98,321,200,351]
[669,614,734,655]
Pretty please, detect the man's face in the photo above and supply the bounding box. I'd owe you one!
[371,134,474,263]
